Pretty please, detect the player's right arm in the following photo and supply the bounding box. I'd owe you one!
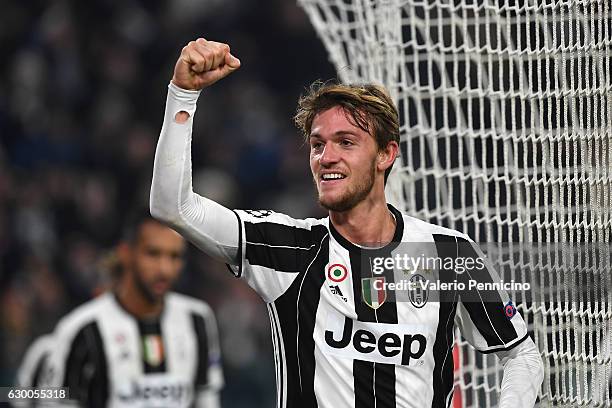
[150,38,242,265]
[152,40,323,303]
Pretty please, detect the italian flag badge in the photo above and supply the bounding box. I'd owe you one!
[143,335,164,367]
[362,277,387,309]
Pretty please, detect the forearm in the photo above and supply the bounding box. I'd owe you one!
[497,337,544,408]
[150,83,239,264]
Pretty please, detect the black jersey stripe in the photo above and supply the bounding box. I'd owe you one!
[296,236,329,407]
[246,244,304,272]
[191,312,210,387]
[349,241,399,408]
[229,210,244,277]
[137,319,166,373]
[244,221,320,271]
[431,234,461,408]
[372,248,398,408]
[30,353,49,388]
[354,360,375,407]
[433,234,520,348]
[271,226,329,407]
[455,236,520,345]
[244,221,316,248]
[63,321,109,407]
[374,362,397,408]
[350,248,375,408]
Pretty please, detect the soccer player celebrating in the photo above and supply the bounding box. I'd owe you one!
[44,209,223,407]
[150,38,543,407]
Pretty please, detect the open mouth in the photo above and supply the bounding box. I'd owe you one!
[321,173,347,181]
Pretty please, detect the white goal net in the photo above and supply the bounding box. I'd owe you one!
[299,0,612,406]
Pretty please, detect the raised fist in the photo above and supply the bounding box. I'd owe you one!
[172,38,240,91]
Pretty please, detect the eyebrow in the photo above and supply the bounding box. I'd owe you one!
[309,130,359,139]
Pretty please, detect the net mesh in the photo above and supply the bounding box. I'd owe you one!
[299,0,612,406]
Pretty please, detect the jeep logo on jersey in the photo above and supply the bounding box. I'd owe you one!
[327,263,348,282]
[409,274,428,308]
[324,316,427,366]
[117,378,192,405]
[362,277,386,309]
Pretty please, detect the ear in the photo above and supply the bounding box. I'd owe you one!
[117,242,131,267]
[377,141,399,173]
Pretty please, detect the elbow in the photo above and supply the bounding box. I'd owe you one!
[525,337,545,387]
[523,339,545,393]
[149,200,168,224]
[149,190,180,228]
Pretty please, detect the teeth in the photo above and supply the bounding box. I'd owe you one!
[322,173,345,180]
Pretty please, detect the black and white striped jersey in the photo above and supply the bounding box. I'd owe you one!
[226,205,528,408]
[44,292,223,408]
[14,334,54,407]
[150,83,540,408]
[17,334,54,389]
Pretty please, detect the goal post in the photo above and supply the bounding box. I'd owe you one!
[298,0,612,406]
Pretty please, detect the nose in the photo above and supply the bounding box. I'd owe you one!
[157,255,175,277]
[320,143,340,167]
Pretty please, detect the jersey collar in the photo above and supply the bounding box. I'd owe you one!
[328,203,404,253]
[112,291,165,323]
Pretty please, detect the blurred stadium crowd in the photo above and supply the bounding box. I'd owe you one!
[0,0,333,405]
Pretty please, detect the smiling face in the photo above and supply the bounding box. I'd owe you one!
[309,106,382,212]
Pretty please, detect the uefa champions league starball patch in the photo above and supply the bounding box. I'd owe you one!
[504,300,517,320]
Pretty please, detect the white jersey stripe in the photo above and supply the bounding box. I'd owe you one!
[270,303,288,408]
[268,304,282,408]
[247,241,317,251]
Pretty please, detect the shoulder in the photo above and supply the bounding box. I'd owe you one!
[53,293,114,341]
[234,209,327,231]
[23,334,55,358]
[17,334,55,387]
[400,213,472,242]
[165,292,215,319]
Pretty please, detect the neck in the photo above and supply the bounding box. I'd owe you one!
[329,196,396,247]
[116,274,163,319]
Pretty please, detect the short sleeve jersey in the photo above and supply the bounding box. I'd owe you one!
[228,204,528,408]
[45,292,223,408]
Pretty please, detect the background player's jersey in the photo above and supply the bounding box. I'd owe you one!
[44,292,223,408]
[228,205,528,408]
[13,334,55,407]
[17,334,54,389]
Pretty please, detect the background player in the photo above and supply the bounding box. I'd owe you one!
[13,333,54,407]
[149,39,543,407]
[44,209,223,407]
